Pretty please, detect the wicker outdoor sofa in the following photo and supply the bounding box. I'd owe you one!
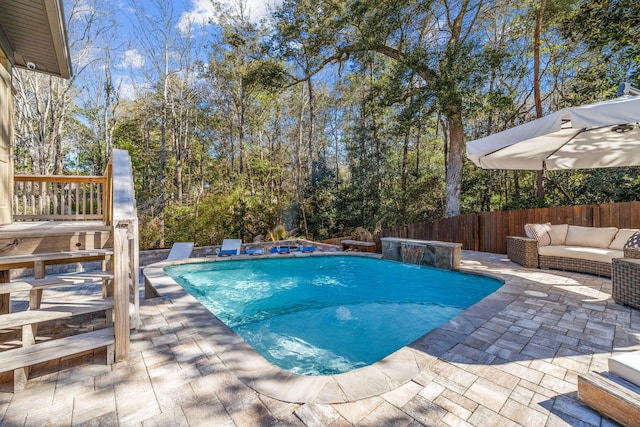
[507,224,640,278]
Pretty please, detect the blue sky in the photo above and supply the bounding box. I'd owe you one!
[71,0,278,100]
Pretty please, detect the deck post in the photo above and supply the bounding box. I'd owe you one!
[109,149,139,360]
[113,222,131,361]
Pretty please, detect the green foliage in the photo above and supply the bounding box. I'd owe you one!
[21,0,640,250]
[563,0,640,67]
[243,60,288,92]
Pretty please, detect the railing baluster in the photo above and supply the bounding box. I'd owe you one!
[23,181,26,216]
[38,181,43,216]
[29,181,33,216]
[69,182,72,216]
[53,182,58,216]
[81,182,84,217]
[90,183,95,216]
[45,182,51,216]
[98,183,103,218]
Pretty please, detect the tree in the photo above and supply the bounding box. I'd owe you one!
[13,0,108,175]
[272,0,494,217]
[564,0,640,75]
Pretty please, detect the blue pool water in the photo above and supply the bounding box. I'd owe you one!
[166,256,501,375]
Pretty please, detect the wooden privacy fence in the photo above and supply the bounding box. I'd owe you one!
[378,201,640,254]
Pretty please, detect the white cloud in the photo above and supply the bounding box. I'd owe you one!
[177,0,216,34]
[117,75,149,100]
[120,49,145,69]
[177,0,277,34]
[243,0,270,21]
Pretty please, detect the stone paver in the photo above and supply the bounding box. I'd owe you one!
[2,251,639,426]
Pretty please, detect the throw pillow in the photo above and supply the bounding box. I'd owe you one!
[548,224,569,246]
[524,223,552,246]
[624,231,640,248]
[609,229,639,250]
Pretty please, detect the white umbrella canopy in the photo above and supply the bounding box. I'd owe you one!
[466,95,640,170]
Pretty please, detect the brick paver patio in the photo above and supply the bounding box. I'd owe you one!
[1,251,638,426]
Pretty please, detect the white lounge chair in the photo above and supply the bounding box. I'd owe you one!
[218,239,242,256]
[166,242,194,260]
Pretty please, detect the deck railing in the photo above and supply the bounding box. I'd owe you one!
[13,175,107,221]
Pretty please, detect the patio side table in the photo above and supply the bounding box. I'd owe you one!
[612,257,640,310]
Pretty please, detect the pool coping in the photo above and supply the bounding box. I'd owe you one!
[143,252,512,404]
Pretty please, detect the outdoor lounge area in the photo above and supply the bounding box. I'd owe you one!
[1,250,639,425]
[507,224,640,277]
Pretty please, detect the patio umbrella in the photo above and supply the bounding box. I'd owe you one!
[466,95,640,170]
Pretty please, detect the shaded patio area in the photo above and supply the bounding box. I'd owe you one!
[1,251,637,426]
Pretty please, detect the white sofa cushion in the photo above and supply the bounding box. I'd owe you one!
[548,224,569,246]
[538,245,623,264]
[609,228,640,250]
[565,225,618,249]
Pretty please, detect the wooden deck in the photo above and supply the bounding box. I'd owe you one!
[0,221,112,257]
[0,220,110,236]
[0,150,140,392]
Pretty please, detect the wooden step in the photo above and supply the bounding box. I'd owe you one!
[578,371,640,426]
[0,271,114,295]
[0,298,113,330]
[0,249,113,270]
[0,221,111,257]
[0,327,115,373]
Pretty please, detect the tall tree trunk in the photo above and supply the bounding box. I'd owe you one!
[401,132,409,191]
[239,85,246,174]
[296,86,309,236]
[158,47,169,248]
[415,112,421,175]
[53,80,66,175]
[307,77,314,176]
[534,0,546,203]
[295,85,304,203]
[444,104,464,217]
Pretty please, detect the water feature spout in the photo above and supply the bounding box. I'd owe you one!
[401,242,427,266]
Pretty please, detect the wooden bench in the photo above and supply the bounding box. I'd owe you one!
[341,240,376,253]
[0,327,115,391]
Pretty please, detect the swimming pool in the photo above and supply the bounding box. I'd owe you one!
[166,255,501,375]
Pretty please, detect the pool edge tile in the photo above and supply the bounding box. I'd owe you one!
[239,367,328,403]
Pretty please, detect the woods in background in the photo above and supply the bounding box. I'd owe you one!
[11,0,640,249]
